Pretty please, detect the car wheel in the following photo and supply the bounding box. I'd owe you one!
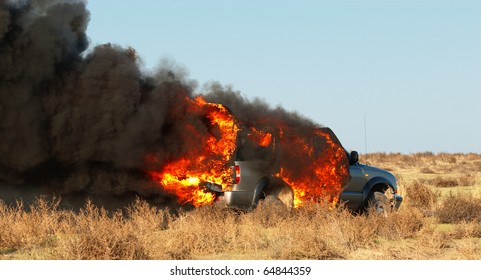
[262,181,294,209]
[276,184,294,208]
[368,191,390,216]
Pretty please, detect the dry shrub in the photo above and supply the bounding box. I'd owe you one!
[415,230,454,258]
[56,200,149,260]
[474,163,481,172]
[452,239,481,260]
[255,203,426,260]
[0,197,65,249]
[457,174,477,186]
[386,208,426,238]
[156,202,371,260]
[436,193,481,224]
[363,207,426,239]
[61,198,174,260]
[423,174,476,188]
[363,152,407,168]
[251,196,293,227]
[430,176,459,188]
[416,151,435,158]
[153,205,240,259]
[266,204,355,259]
[404,180,437,212]
[126,198,172,234]
[420,167,436,174]
[450,221,481,239]
[399,155,419,167]
[438,153,458,164]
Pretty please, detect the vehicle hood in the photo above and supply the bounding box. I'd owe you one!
[360,164,397,185]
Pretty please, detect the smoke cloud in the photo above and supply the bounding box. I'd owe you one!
[0,0,205,208]
[0,0,347,209]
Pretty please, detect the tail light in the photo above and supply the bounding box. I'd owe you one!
[234,165,240,184]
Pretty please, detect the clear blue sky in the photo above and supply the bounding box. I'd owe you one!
[86,0,481,154]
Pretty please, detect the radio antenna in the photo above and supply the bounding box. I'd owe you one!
[364,114,368,164]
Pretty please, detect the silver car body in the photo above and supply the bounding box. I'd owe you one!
[214,152,403,211]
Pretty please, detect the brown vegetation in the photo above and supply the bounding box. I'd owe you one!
[1,152,480,260]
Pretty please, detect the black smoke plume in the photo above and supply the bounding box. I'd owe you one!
[0,0,348,209]
[0,0,205,208]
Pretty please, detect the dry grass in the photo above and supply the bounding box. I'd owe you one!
[1,152,481,260]
[0,197,429,260]
[436,193,481,224]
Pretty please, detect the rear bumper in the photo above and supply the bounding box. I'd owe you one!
[216,190,255,210]
[204,182,257,210]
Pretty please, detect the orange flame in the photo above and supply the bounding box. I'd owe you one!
[276,127,349,208]
[146,96,238,207]
[145,97,348,209]
[248,127,272,147]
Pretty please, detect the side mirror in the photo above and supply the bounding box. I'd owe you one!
[349,151,359,165]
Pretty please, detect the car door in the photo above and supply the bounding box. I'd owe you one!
[340,163,367,210]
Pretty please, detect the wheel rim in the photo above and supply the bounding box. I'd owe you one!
[277,185,294,208]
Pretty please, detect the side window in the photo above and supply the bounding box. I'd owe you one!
[312,135,326,158]
[235,127,274,161]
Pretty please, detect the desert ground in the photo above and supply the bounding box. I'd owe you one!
[1,152,480,260]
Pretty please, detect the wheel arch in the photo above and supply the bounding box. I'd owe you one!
[362,177,394,206]
[252,176,270,205]
[253,176,294,207]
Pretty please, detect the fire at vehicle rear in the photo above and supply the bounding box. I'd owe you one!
[206,124,351,210]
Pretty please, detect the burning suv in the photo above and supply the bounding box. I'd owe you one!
[205,124,403,213]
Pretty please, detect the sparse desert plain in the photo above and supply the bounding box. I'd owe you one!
[1,152,480,260]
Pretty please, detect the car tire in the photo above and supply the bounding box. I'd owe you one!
[262,181,294,209]
[276,184,294,208]
[368,191,390,216]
